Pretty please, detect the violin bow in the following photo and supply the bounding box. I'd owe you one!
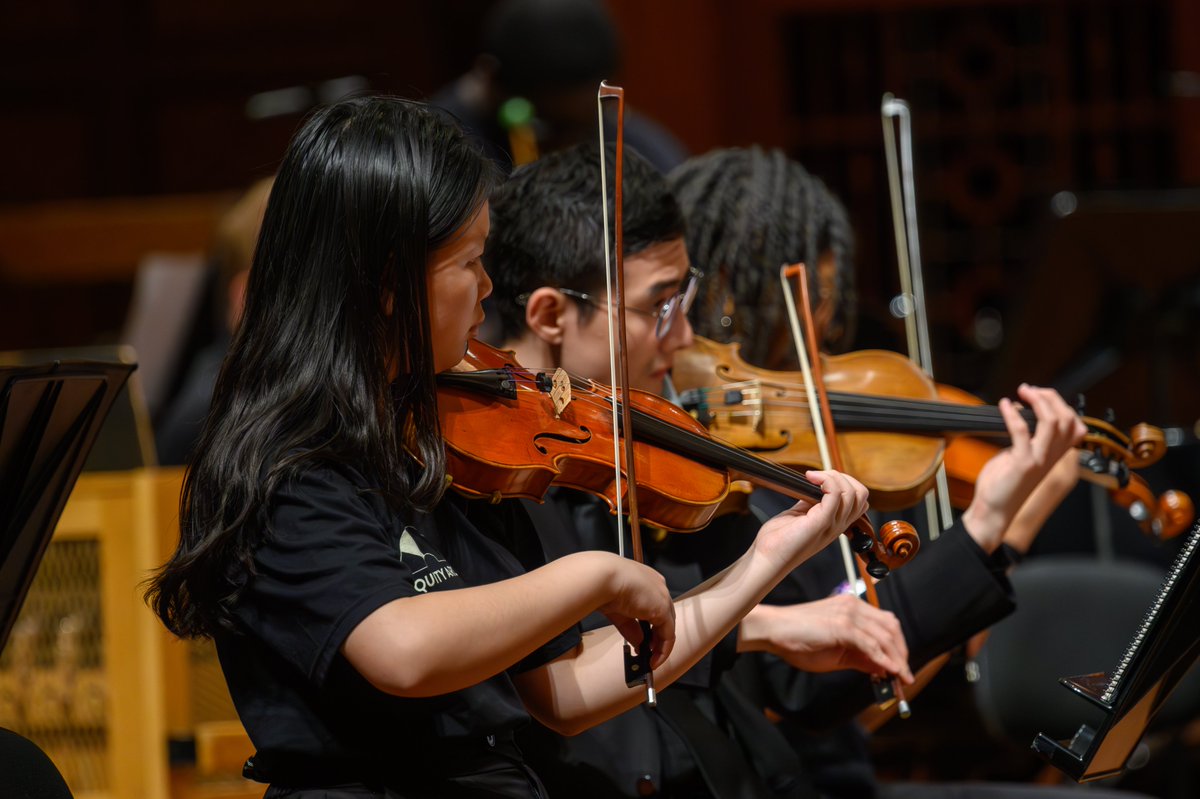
[881,95,953,540]
[598,80,656,706]
[780,262,911,719]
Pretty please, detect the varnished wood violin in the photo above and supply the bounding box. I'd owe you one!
[670,335,1190,536]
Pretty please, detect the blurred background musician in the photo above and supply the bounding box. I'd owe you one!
[429,0,686,175]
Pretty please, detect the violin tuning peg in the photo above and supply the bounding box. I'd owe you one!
[866,558,890,580]
[849,533,876,554]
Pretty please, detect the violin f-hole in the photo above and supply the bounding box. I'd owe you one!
[533,427,593,454]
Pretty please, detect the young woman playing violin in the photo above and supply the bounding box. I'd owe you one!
[144,98,877,799]
[667,147,1154,799]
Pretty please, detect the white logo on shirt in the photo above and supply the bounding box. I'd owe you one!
[399,526,458,593]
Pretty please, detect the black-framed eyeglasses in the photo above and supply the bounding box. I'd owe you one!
[519,268,702,340]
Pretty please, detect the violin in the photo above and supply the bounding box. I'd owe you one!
[670,336,1188,528]
[436,339,918,577]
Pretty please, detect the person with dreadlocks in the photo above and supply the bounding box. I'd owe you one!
[670,146,859,362]
[668,147,1105,799]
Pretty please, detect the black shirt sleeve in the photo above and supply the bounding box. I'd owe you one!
[751,489,1016,728]
[230,465,422,686]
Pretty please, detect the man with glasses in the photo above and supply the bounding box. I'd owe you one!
[491,149,700,395]
[485,142,913,799]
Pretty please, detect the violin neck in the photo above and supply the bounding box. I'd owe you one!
[625,404,825,503]
[828,391,1035,437]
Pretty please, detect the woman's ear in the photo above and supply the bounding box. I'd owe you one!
[523,287,569,345]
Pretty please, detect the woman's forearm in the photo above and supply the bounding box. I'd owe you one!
[514,538,788,735]
[342,550,619,697]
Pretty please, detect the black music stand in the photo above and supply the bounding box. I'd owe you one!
[1032,519,1200,782]
[0,360,134,652]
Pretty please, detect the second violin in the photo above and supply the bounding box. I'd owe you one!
[671,335,1178,520]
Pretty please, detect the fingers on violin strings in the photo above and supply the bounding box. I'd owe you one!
[816,471,849,514]
[1022,384,1076,463]
[847,476,870,519]
[1043,386,1088,444]
[804,469,832,486]
[999,393,1032,457]
[807,469,847,498]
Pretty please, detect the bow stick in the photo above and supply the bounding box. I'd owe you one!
[780,262,911,718]
[881,94,953,540]
[598,80,656,706]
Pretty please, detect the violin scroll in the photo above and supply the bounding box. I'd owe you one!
[1111,479,1195,541]
[1155,491,1196,540]
[1127,422,1167,469]
[877,519,920,569]
[850,519,919,579]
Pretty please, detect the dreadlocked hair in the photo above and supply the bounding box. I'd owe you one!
[668,146,857,367]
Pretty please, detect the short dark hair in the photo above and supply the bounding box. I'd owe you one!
[668,146,857,364]
[487,141,685,342]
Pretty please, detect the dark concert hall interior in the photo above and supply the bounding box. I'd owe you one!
[2,2,1199,798]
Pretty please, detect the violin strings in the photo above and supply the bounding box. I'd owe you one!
[686,383,1022,432]
[455,369,1076,443]
[461,369,826,501]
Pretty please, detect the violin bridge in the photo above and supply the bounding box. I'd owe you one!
[550,367,572,418]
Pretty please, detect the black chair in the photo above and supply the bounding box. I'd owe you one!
[0,728,73,798]
[973,554,1200,757]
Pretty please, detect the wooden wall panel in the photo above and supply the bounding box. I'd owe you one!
[0,0,1196,419]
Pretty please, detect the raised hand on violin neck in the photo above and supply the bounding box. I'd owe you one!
[752,469,872,571]
[959,383,1087,554]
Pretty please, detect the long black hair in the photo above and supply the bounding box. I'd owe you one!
[668,146,856,365]
[147,97,497,639]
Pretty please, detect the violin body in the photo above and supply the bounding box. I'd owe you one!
[672,336,1192,536]
[440,341,731,533]
[672,336,944,510]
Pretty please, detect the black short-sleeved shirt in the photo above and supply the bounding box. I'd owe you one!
[214,462,580,784]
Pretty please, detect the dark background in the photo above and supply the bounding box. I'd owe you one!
[3,0,1198,428]
[3,0,1199,791]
